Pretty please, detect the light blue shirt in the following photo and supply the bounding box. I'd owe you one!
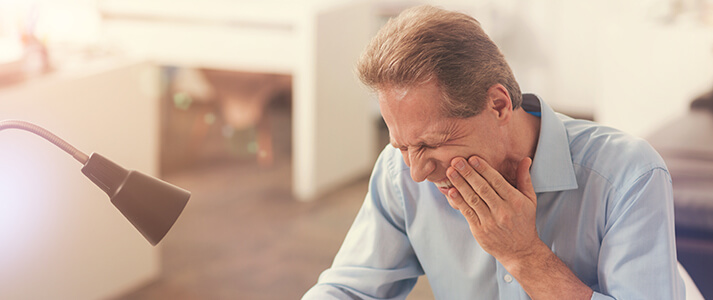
[303,94,685,299]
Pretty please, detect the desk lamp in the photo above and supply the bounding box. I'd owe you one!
[0,119,190,246]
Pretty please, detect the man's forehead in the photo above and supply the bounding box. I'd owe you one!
[389,126,452,147]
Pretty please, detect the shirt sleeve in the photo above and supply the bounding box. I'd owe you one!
[594,167,686,299]
[302,148,423,300]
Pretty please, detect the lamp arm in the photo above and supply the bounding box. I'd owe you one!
[0,120,89,164]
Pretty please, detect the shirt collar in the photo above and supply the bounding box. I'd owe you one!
[524,94,579,193]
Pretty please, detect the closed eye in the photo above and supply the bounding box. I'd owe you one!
[393,143,442,152]
[418,142,441,150]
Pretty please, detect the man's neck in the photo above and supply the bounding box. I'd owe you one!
[503,108,541,182]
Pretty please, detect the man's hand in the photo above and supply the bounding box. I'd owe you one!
[445,156,539,266]
[445,156,593,299]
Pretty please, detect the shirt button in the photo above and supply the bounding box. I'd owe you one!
[504,274,513,283]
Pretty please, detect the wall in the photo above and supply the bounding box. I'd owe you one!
[488,0,713,137]
[421,0,713,137]
[594,1,713,137]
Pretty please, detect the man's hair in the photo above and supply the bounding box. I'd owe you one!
[357,5,521,118]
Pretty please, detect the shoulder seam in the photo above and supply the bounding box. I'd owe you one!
[384,148,408,228]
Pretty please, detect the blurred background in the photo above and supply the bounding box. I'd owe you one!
[1,0,712,299]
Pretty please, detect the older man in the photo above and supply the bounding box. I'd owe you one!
[303,5,684,299]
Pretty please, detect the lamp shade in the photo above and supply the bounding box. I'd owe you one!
[81,153,190,245]
[1,120,190,246]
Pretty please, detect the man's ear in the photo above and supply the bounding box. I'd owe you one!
[486,84,512,121]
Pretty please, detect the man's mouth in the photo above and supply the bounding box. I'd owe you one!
[433,179,454,194]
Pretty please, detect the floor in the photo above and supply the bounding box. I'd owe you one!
[111,103,434,300]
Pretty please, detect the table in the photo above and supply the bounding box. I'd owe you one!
[100,0,377,200]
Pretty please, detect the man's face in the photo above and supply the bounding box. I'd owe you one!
[379,81,510,196]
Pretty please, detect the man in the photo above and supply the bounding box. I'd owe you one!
[303,5,684,299]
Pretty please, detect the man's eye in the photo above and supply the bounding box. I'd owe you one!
[395,144,437,152]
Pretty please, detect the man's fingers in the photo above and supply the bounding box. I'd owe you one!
[446,187,480,225]
[467,156,514,199]
[446,165,491,217]
[516,157,537,203]
[445,189,460,211]
[454,157,503,207]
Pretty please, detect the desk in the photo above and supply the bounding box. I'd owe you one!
[100,0,377,200]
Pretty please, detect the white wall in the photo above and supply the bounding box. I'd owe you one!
[594,1,713,137]
[0,61,161,300]
[399,0,713,137]
[485,0,713,137]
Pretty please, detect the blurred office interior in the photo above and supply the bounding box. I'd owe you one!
[1,0,712,299]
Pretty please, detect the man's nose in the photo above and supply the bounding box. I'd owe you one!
[408,151,434,182]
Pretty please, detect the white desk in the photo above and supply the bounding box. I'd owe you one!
[100,0,377,200]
